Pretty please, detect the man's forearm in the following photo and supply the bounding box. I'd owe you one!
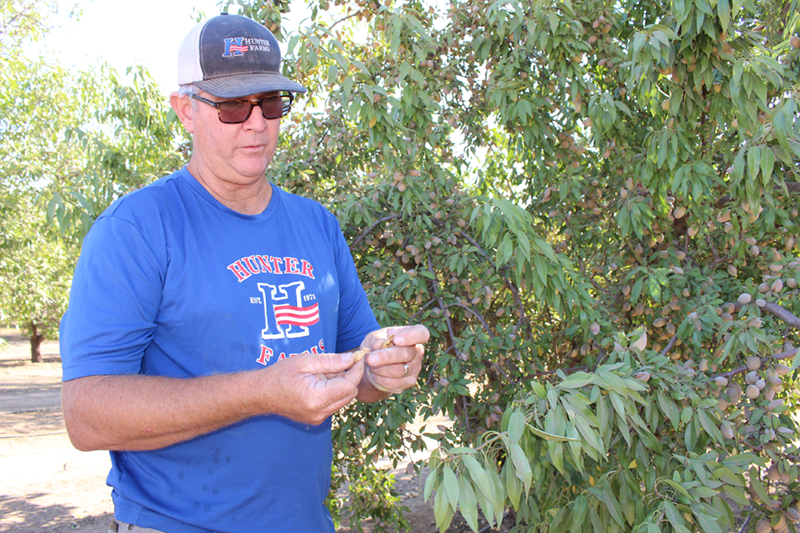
[62,372,266,452]
[62,352,363,452]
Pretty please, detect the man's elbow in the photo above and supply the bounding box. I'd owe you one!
[61,377,108,452]
[62,409,100,451]
[64,426,99,452]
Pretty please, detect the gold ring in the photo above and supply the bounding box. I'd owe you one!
[403,363,409,377]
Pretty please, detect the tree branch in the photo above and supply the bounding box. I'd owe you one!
[520,365,588,381]
[661,334,679,358]
[328,12,360,32]
[762,302,800,330]
[350,214,399,248]
[714,347,798,382]
[444,302,493,338]
[715,182,800,208]
[427,256,461,360]
[454,229,531,338]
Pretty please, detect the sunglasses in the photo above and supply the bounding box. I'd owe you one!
[191,93,294,124]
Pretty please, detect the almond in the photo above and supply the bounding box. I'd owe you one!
[746,356,762,370]
[738,293,752,304]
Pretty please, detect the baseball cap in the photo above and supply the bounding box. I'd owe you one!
[177,13,306,98]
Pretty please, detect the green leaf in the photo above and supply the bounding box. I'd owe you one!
[691,486,719,500]
[694,509,724,533]
[490,466,506,525]
[548,11,558,33]
[660,478,692,499]
[327,63,339,85]
[434,483,455,533]
[750,473,770,504]
[609,391,627,421]
[718,0,730,29]
[697,409,725,445]
[760,147,775,185]
[790,348,800,372]
[424,465,438,502]
[571,494,588,530]
[602,484,626,528]
[502,459,521,511]
[458,475,480,533]
[558,371,594,389]
[747,145,761,182]
[530,426,580,442]
[722,485,749,507]
[530,381,547,399]
[508,410,525,443]
[664,501,692,533]
[508,441,532,490]
[443,465,460,511]
[461,455,493,503]
[657,390,679,430]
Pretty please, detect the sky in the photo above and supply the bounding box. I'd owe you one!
[40,0,307,98]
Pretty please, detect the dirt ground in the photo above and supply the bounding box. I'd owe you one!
[0,328,511,533]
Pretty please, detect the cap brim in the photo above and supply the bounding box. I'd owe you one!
[195,72,307,98]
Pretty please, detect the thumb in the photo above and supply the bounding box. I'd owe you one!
[312,352,356,374]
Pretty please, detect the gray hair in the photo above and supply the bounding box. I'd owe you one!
[177,84,197,98]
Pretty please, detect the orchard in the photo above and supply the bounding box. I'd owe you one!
[15,0,800,531]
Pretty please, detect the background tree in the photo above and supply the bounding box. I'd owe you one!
[218,0,800,531]
[0,0,188,360]
[48,0,799,530]
[0,193,73,362]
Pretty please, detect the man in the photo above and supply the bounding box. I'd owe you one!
[60,13,429,533]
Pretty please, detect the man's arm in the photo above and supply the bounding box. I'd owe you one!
[62,352,364,452]
[355,324,430,403]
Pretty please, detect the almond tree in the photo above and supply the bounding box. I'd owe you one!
[0,0,188,360]
[222,0,800,531]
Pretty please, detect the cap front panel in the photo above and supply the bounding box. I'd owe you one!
[199,16,281,80]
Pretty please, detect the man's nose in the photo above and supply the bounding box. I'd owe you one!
[243,103,271,131]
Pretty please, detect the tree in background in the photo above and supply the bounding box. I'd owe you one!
[0,0,188,360]
[45,0,799,530]
[214,0,798,531]
[0,194,73,362]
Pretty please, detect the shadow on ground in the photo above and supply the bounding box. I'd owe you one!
[0,493,112,533]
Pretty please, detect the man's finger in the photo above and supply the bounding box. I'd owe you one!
[389,324,430,347]
[343,358,366,387]
[310,371,359,403]
[325,389,359,415]
[366,343,424,368]
[311,352,356,374]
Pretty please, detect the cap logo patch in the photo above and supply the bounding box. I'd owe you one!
[223,38,249,57]
[222,37,272,57]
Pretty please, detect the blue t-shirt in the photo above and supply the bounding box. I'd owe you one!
[60,167,379,533]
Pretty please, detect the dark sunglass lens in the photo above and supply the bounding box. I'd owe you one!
[259,97,286,119]
[218,101,253,123]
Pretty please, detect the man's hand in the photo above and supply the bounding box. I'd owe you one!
[262,352,365,425]
[357,324,429,402]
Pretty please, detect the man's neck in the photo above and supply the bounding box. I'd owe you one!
[187,161,273,215]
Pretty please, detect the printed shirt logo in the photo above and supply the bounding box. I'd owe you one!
[258,281,319,339]
[229,253,321,364]
[274,301,320,328]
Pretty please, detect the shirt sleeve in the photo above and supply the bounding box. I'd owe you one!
[330,221,379,353]
[60,215,166,381]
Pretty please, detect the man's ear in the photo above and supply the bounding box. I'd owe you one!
[170,92,195,134]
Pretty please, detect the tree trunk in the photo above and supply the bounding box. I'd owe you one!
[30,322,44,363]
